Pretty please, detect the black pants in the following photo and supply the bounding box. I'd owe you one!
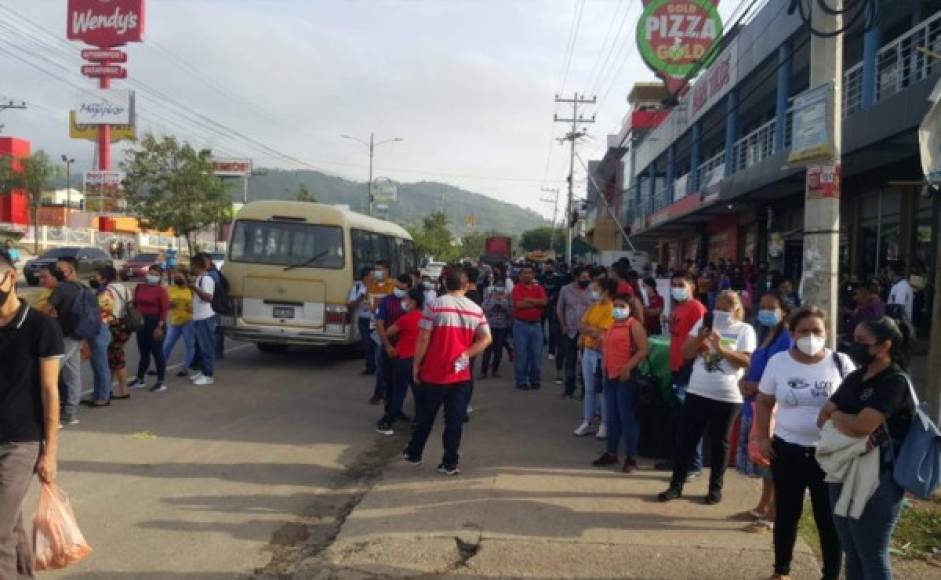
[771,437,841,579]
[136,315,166,381]
[670,392,741,492]
[559,333,580,395]
[481,327,508,375]
[547,310,562,370]
[405,382,471,468]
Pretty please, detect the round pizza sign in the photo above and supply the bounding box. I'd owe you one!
[636,0,723,80]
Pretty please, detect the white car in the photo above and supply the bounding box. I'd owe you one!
[421,261,446,280]
[209,251,226,270]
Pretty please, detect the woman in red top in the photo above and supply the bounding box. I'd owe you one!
[376,287,425,436]
[128,265,169,391]
[592,293,649,473]
[643,277,664,335]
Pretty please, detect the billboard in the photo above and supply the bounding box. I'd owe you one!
[67,0,146,48]
[212,159,252,177]
[84,170,124,190]
[636,0,723,95]
[75,89,133,124]
[372,177,397,202]
[69,111,136,142]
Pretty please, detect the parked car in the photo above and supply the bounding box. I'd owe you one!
[120,253,163,281]
[23,246,113,286]
[209,251,225,270]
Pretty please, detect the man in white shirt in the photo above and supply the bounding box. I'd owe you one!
[188,255,217,385]
[348,266,376,375]
[886,264,914,321]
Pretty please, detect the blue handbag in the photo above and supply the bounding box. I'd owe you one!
[892,375,941,499]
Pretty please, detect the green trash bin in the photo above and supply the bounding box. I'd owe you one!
[638,335,675,459]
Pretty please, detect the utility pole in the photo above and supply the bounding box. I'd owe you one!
[554,93,596,268]
[60,155,75,214]
[341,133,403,217]
[0,99,26,133]
[540,186,561,252]
[801,1,843,344]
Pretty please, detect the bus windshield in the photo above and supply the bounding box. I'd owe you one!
[229,220,344,269]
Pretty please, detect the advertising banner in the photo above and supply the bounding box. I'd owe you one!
[636,0,724,95]
[788,84,832,165]
[211,159,252,177]
[67,0,146,48]
[69,111,136,142]
[75,89,133,124]
[372,177,397,202]
[918,77,941,186]
[805,164,841,200]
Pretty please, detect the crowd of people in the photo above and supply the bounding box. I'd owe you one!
[357,254,924,580]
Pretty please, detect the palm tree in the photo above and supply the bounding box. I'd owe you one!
[0,151,56,253]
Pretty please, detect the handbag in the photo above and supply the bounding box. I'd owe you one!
[633,357,661,407]
[891,374,940,499]
[122,286,144,333]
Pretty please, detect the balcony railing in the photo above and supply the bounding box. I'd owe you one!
[652,188,670,212]
[844,63,864,115]
[696,151,726,187]
[732,117,776,173]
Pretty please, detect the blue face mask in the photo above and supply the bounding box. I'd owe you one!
[393,287,407,298]
[757,309,781,327]
[612,306,630,321]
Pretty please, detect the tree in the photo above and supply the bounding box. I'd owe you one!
[121,133,232,256]
[410,211,461,262]
[519,226,565,253]
[294,183,318,202]
[0,151,56,253]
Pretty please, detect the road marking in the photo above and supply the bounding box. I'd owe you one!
[80,343,254,396]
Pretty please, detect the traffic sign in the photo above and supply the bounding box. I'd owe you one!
[81,64,128,79]
[81,48,127,63]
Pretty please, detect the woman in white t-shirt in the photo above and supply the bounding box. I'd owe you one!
[658,289,757,505]
[755,306,854,580]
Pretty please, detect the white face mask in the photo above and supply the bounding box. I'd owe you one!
[145,275,160,285]
[713,310,733,329]
[591,290,600,301]
[393,287,407,298]
[796,335,826,357]
[671,287,689,302]
[612,306,630,320]
[400,300,412,312]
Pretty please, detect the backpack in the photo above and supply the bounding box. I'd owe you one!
[123,286,144,333]
[209,271,234,315]
[891,374,941,499]
[64,283,101,340]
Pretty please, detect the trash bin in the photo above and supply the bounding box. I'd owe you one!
[638,336,675,459]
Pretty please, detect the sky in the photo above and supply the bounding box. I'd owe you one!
[0,0,741,220]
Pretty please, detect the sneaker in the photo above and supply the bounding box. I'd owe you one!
[466,405,474,415]
[59,416,80,428]
[573,421,595,437]
[402,452,422,466]
[554,378,563,385]
[547,353,555,360]
[193,375,214,386]
[592,452,618,467]
[705,489,723,505]
[176,370,189,377]
[188,370,202,381]
[150,382,167,393]
[657,487,683,502]
[686,470,703,483]
[595,425,608,440]
[622,458,638,474]
[437,463,460,476]
[128,377,147,389]
[375,422,394,436]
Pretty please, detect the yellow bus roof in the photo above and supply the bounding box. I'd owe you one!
[233,201,412,240]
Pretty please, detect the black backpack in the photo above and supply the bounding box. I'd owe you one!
[209,271,234,315]
[64,283,102,340]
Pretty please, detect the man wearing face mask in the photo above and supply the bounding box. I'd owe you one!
[556,266,595,398]
[0,250,64,579]
[47,258,87,426]
[375,274,414,413]
[366,260,394,404]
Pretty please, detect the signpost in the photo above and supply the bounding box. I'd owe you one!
[636,0,724,96]
[212,159,253,204]
[81,64,127,79]
[69,111,135,142]
[788,84,832,165]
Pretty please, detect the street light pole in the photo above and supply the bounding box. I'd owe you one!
[341,133,403,217]
[61,154,75,215]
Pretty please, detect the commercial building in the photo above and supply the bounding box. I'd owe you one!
[586,0,940,338]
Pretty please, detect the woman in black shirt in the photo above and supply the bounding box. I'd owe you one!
[817,317,915,580]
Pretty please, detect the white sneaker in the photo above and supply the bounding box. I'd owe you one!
[189,371,202,381]
[547,353,556,360]
[595,425,608,440]
[573,421,595,437]
[193,375,214,386]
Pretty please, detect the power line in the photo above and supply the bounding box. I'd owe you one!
[554,93,596,266]
[587,0,637,98]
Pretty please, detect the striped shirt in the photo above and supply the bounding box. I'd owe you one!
[419,293,490,385]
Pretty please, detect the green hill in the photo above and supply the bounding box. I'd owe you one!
[241,169,548,235]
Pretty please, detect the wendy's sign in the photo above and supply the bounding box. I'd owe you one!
[67,0,145,48]
[636,0,723,96]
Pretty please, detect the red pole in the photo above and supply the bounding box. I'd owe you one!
[97,74,111,170]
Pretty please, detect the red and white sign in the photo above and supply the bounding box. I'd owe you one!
[81,64,127,79]
[67,0,146,48]
[81,48,127,62]
[212,159,253,177]
[84,170,124,190]
[806,164,841,200]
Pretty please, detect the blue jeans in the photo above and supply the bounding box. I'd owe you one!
[581,349,606,424]
[90,322,112,401]
[830,470,905,580]
[374,344,392,400]
[358,318,376,372]
[163,321,195,368]
[193,317,217,377]
[405,381,470,468]
[512,320,543,387]
[604,377,639,458]
[381,357,413,424]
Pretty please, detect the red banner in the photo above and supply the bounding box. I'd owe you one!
[81,48,127,62]
[81,64,128,79]
[67,0,145,48]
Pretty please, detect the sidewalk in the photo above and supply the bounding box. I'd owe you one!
[296,361,821,579]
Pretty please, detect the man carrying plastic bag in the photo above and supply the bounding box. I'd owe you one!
[0,249,66,578]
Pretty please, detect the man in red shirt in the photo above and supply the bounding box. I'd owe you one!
[510,264,547,390]
[405,268,491,475]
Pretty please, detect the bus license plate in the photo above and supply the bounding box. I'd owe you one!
[273,306,295,319]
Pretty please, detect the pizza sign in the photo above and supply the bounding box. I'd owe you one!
[636,0,723,95]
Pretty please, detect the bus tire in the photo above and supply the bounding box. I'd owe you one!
[257,343,288,354]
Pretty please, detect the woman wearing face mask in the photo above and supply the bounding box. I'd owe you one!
[375,288,426,436]
[755,307,854,580]
[736,292,793,529]
[659,290,756,504]
[642,277,664,335]
[97,266,132,400]
[481,270,512,379]
[86,270,115,407]
[163,266,196,380]
[574,278,618,438]
[128,265,169,392]
[592,292,649,472]
[817,317,915,580]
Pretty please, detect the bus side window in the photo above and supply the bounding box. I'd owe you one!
[385,235,399,277]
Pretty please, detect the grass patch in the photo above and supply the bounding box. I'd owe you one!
[797,498,941,561]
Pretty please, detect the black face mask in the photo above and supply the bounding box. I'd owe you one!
[847,342,875,367]
[577,279,591,289]
[89,280,101,290]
